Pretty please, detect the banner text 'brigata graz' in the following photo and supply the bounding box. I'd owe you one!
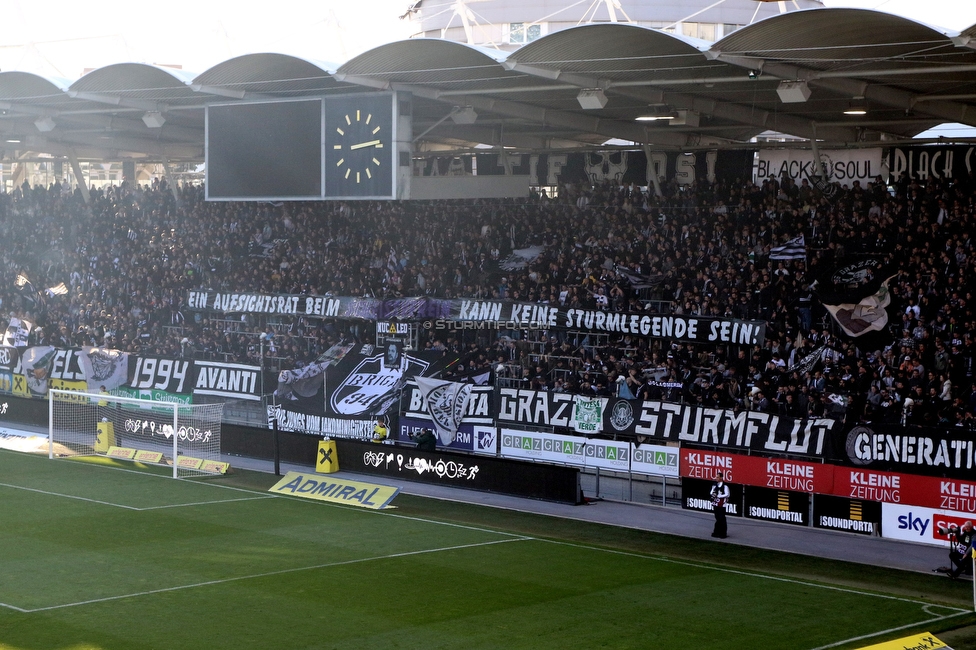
[496,389,834,457]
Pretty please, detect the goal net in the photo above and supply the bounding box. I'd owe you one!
[49,389,224,478]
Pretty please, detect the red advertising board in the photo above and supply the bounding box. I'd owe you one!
[833,469,976,515]
[680,449,832,494]
[680,449,976,516]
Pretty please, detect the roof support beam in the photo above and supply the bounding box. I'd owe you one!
[334,73,690,147]
[67,148,91,204]
[503,59,856,142]
[709,52,976,126]
[67,91,167,113]
[411,86,688,147]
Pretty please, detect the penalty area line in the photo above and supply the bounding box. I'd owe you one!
[0,601,31,613]
[0,482,140,510]
[20,537,531,613]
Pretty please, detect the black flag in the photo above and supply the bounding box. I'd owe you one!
[812,255,899,352]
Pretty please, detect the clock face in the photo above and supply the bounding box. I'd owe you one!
[325,94,395,198]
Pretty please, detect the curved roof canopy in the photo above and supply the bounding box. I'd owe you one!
[1,8,975,163]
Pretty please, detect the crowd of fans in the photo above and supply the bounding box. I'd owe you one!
[0,166,974,430]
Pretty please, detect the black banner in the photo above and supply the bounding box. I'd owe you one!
[886,145,976,184]
[744,486,809,526]
[496,389,837,458]
[839,423,976,479]
[185,290,766,343]
[325,344,443,418]
[267,402,388,440]
[416,150,756,187]
[0,346,20,371]
[812,495,879,535]
[128,356,193,395]
[335,438,581,504]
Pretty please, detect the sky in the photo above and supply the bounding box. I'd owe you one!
[820,0,976,30]
[0,1,416,80]
[1,0,973,139]
[2,0,975,81]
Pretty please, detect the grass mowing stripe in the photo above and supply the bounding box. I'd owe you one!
[21,537,531,613]
[0,480,276,511]
[9,451,968,646]
[0,481,140,510]
[544,538,971,612]
[7,449,535,539]
[267,489,538,539]
[14,452,968,609]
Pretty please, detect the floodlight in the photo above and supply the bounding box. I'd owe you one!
[577,89,608,110]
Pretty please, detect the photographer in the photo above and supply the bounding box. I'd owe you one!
[936,521,974,579]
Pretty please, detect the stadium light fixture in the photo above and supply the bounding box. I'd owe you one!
[577,88,608,110]
[776,80,811,103]
[635,105,677,121]
[142,111,166,128]
[844,97,867,115]
[34,116,57,132]
[450,106,478,124]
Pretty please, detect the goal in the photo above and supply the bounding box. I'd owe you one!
[49,389,224,478]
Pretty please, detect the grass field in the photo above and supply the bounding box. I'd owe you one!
[1,448,974,650]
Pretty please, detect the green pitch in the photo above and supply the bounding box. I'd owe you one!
[0,449,971,650]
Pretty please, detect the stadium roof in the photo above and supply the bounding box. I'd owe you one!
[2,7,976,163]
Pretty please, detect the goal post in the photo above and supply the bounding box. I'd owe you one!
[49,389,224,478]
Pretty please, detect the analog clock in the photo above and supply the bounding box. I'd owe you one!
[325,93,395,198]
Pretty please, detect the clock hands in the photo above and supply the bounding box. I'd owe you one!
[350,139,383,150]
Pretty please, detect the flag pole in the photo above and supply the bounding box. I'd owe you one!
[971,550,975,613]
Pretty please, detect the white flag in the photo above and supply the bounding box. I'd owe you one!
[415,377,473,445]
[2,317,32,347]
[769,235,806,260]
[45,282,68,296]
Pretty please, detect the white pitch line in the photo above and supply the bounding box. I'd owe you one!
[137,495,277,511]
[265,489,532,539]
[809,612,969,650]
[2,448,269,497]
[0,601,30,613]
[0,481,275,512]
[2,450,533,539]
[22,537,530,613]
[6,449,970,630]
[0,482,140,510]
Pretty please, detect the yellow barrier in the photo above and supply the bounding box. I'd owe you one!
[94,420,115,453]
[316,439,339,474]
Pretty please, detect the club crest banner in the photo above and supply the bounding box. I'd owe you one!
[415,377,473,445]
